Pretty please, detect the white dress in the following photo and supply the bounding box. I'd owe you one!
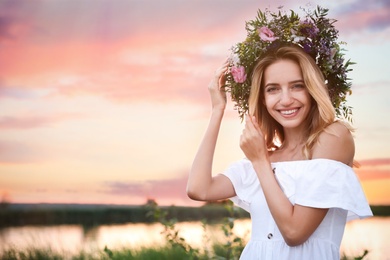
[222,158,373,260]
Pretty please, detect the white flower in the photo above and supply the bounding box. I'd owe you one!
[229,52,240,66]
[290,28,305,43]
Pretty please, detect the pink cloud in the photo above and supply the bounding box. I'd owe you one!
[0,2,33,44]
[0,0,273,106]
[0,140,40,164]
[0,113,84,164]
[358,158,390,167]
[354,157,390,181]
[335,1,390,35]
[0,86,39,99]
[0,116,57,129]
[0,113,83,130]
[355,169,390,181]
[102,173,194,206]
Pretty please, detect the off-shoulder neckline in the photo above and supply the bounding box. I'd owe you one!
[270,158,352,168]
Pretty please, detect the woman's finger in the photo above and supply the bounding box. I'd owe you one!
[249,116,261,132]
[244,116,257,135]
[215,60,229,76]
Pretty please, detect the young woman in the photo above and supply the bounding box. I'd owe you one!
[186,46,372,259]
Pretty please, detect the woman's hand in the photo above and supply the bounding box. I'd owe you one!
[208,60,229,111]
[240,116,269,163]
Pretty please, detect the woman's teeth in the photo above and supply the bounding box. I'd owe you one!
[280,109,298,115]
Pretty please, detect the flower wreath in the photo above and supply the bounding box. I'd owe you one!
[226,6,354,121]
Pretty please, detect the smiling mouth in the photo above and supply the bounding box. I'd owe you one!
[279,108,299,116]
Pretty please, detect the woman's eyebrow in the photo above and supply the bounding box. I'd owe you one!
[289,79,304,84]
[264,79,304,87]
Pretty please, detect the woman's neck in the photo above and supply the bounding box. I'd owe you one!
[281,126,306,149]
[270,127,308,162]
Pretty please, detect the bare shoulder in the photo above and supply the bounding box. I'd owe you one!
[311,121,355,166]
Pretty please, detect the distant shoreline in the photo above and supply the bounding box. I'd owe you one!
[0,202,249,227]
[0,203,388,227]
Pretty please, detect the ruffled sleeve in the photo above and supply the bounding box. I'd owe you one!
[222,159,259,212]
[275,159,373,221]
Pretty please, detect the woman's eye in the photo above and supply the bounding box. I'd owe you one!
[266,87,278,93]
[292,84,305,89]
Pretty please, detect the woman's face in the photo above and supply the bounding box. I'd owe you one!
[263,59,312,130]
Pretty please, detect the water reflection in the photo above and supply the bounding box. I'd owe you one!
[0,217,388,259]
[0,225,84,252]
[340,217,390,260]
[98,223,165,249]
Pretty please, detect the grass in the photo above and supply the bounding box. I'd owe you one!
[0,245,370,260]
[0,243,234,260]
[0,247,64,260]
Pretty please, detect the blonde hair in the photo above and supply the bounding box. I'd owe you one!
[249,45,336,158]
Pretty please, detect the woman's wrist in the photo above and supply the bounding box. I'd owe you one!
[211,106,225,116]
[252,158,272,174]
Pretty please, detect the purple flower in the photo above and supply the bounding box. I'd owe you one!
[258,27,279,42]
[231,65,247,83]
[303,42,312,53]
[300,20,319,38]
[319,39,331,56]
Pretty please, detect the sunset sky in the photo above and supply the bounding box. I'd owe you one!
[0,0,389,207]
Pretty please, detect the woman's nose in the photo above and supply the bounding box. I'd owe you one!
[279,89,294,106]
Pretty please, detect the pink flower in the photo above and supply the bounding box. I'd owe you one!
[258,26,278,42]
[231,65,247,83]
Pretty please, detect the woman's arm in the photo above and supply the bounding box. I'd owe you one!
[240,118,354,246]
[186,60,236,201]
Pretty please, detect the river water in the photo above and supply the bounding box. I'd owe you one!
[0,217,389,259]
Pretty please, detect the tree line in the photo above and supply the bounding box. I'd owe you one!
[0,200,249,227]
